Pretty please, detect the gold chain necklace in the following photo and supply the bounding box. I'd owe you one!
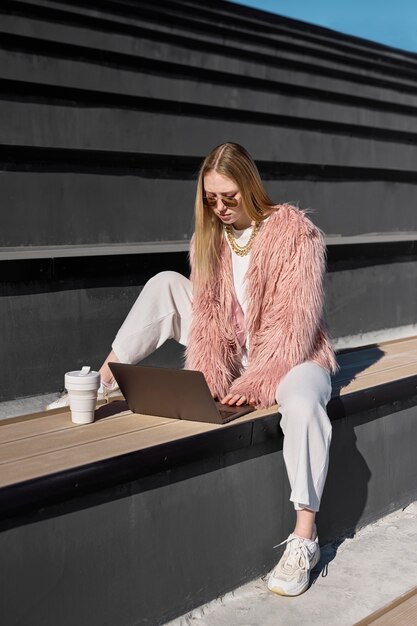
[224,222,261,257]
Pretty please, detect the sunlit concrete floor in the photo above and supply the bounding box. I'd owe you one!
[167,502,417,626]
[0,392,60,420]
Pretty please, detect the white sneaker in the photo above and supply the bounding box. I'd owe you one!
[46,382,120,410]
[267,533,320,596]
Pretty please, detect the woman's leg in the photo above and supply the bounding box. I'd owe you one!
[294,509,317,541]
[267,361,332,596]
[99,350,122,387]
[100,271,192,385]
[275,360,332,531]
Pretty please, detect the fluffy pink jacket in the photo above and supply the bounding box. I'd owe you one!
[185,204,338,408]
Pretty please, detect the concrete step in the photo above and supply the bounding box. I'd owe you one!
[166,501,417,626]
[0,392,60,420]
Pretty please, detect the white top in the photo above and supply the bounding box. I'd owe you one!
[224,220,269,366]
[224,225,254,366]
[228,225,252,317]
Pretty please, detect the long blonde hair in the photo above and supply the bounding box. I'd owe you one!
[193,143,275,285]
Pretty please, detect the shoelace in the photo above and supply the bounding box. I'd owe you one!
[101,382,120,403]
[274,536,312,572]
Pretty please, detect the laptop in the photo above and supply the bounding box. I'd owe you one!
[108,362,254,424]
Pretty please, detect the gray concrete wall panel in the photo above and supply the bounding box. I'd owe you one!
[325,260,417,338]
[1,250,415,401]
[0,283,186,401]
[265,180,417,237]
[7,0,413,83]
[3,10,417,91]
[8,0,417,91]
[2,173,417,248]
[3,28,417,107]
[4,64,417,134]
[1,173,195,247]
[4,101,417,173]
[4,48,417,131]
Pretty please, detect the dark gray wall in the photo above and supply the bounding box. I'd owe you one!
[2,242,417,400]
[2,0,417,245]
[1,0,417,400]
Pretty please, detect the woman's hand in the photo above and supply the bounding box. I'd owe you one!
[220,393,256,407]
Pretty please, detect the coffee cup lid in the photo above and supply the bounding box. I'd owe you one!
[65,366,100,380]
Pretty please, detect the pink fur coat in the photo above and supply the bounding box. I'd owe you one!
[185,204,338,408]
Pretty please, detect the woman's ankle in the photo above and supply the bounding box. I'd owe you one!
[99,350,119,386]
[101,378,116,389]
[294,510,317,541]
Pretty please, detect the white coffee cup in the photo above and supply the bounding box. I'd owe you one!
[65,366,100,424]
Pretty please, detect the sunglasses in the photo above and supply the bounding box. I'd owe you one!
[203,194,239,208]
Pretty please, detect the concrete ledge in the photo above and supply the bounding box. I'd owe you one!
[1,232,417,260]
[165,503,417,626]
[0,241,191,260]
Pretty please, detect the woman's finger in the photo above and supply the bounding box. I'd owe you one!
[227,394,243,405]
[220,393,253,406]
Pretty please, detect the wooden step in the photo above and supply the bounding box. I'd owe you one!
[355,585,417,625]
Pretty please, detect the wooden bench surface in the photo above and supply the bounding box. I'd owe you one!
[1,335,416,492]
[355,585,417,625]
[0,402,277,490]
[333,334,417,392]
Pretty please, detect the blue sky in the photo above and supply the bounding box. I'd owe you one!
[230,0,417,53]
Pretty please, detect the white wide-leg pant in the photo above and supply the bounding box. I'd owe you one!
[112,271,332,512]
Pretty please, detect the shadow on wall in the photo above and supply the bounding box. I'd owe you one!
[314,346,385,574]
[319,414,371,543]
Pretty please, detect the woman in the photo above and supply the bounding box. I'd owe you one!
[52,143,338,596]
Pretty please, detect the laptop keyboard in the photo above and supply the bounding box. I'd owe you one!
[216,403,246,422]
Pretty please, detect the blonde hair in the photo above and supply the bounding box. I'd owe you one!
[193,143,275,284]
